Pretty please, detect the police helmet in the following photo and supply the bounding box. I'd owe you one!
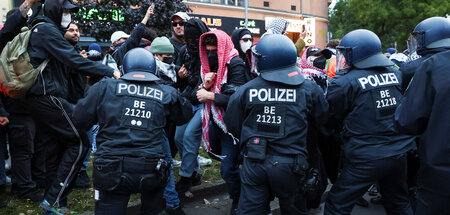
[409,17,450,54]
[251,34,304,85]
[121,48,160,82]
[336,29,393,70]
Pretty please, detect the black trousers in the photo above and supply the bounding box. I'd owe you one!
[26,95,89,206]
[7,113,42,195]
[415,189,450,215]
[324,153,413,215]
[95,166,166,215]
[237,155,308,215]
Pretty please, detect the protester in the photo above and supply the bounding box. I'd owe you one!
[231,28,255,81]
[395,17,450,215]
[24,0,120,213]
[195,30,247,214]
[150,37,187,215]
[110,5,154,68]
[174,18,210,195]
[0,0,45,204]
[170,12,190,64]
[299,46,332,90]
[73,48,192,214]
[261,18,289,38]
[151,37,178,86]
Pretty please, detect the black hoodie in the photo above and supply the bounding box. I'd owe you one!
[176,18,210,105]
[26,0,114,99]
[231,28,254,82]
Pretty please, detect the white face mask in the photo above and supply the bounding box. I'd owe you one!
[61,12,71,28]
[240,41,252,53]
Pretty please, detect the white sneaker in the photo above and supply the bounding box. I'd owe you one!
[197,155,212,166]
[172,159,182,168]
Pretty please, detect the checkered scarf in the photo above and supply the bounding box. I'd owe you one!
[266,18,289,35]
[300,46,328,80]
[199,30,239,158]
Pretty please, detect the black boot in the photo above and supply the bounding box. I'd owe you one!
[355,196,369,207]
[175,176,192,194]
[230,200,238,215]
[74,170,90,188]
[191,172,202,187]
[165,205,186,215]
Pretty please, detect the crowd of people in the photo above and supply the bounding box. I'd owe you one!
[0,0,449,215]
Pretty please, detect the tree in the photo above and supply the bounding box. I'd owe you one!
[328,0,450,51]
[73,0,191,42]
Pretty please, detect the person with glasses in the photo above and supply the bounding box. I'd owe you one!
[170,12,190,65]
[231,29,256,82]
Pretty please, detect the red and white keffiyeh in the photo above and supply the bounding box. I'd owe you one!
[199,30,239,158]
[300,46,328,80]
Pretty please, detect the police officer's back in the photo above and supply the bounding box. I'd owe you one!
[225,35,328,215]
[395,17,450,215]
[324,29,414,215]
[72,48,192,215]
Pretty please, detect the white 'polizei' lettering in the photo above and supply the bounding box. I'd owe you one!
[249,88,296,102]
[117,83,163,100]
[358,73,399,90]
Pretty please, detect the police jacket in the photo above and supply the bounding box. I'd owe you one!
[225,77,328,157]
[111,23,146,68]
[399,48,443,93]
[27,16,114,99]
[326,67,414,163]
[395,48,450,197]
[72,75,193,158]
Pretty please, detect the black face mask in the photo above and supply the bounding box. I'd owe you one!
[313,56,327,69]
[186,40,199,54]
[162,57,173,64]
[207,50,218,72]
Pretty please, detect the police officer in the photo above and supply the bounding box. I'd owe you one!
[324,29,415,215]
[225,34,328,215]
[395,17,450,215]
[72,48,192,215]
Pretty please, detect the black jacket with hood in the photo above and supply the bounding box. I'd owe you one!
[231,29,255,82]
[176,19,210,105]
[27,0,114,99]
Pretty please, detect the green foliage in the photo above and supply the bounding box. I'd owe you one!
[328,0,450,51]
[73,0,191,42]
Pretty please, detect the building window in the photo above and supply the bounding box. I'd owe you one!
[291,5,296,11]
[263,1,269,7]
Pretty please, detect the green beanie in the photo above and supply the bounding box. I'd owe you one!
[150,37,174,54]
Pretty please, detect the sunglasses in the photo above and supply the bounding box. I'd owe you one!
[172,21,185,27]
[241,38,253,42]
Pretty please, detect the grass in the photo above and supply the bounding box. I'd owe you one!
[0,146,222,215]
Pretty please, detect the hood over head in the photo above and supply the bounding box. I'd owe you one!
[231,28,252,56]
[184,18,210,40]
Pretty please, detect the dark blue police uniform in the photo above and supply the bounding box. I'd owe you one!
[395,17,450,215]
[225,35,328,215]
[72,48,192,215]
[324,29,414,215]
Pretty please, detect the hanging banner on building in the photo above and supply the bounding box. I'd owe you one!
[189,14,266,36]
[265,17,316,46]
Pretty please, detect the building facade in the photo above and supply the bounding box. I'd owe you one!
[184,0,331,48]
